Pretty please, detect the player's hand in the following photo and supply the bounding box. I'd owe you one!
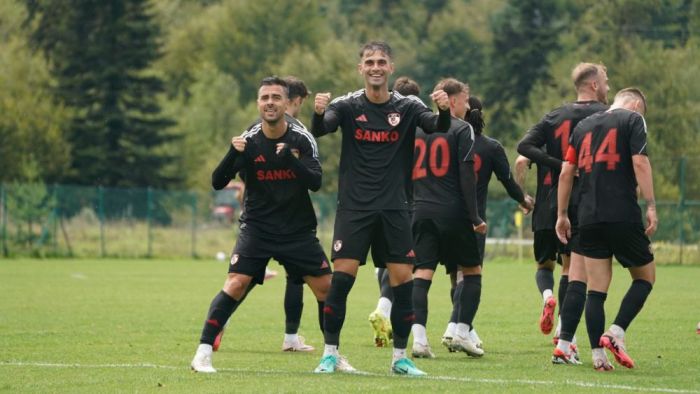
[555,216,571,244]
[314,93,331,115]
[275,143,299,159]
[473,221,487,235]
[430,89,449,111]
[645,206,658,236]
[231,136,247,153]
[520,195,534,215]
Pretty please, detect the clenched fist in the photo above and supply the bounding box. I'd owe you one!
[430,89,449,111]
[315,93,332,115]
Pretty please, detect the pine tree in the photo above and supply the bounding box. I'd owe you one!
[26,0,177,188]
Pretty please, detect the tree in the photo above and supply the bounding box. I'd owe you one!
[26,0,178,188]
[0,1,70,183]
[485,0,567,141]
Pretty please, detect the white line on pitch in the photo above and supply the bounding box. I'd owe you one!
[2,361,698,394]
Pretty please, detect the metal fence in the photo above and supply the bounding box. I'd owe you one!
[1,158,698,264]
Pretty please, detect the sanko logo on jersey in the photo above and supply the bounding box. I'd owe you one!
[256,169,297,181]
[354,128,399,142]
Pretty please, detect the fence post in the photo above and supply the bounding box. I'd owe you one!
[147,187,153,258]
[191,192,197,258]
[679,157,686,264]
[99,186,105,257]
[1,184,7,257]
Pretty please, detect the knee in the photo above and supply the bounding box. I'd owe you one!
[223,275,250,300]
[538,260,556,271]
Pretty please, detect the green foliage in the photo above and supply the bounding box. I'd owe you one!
[0,1,70,183]
[26,0,178,188]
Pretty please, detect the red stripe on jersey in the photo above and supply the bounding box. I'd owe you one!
[564,145,578,164]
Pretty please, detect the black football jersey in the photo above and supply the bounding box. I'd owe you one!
[565,108,648,226]
[472,134,523,221]
[312,90,450,210]
[212,120,322,237]
[412,119,475,220]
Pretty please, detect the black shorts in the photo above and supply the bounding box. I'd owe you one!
[579,222,654,268]
[412,218,481,273]
[229,229,331,284]
[331,209,415,267]
[533,230,567,264]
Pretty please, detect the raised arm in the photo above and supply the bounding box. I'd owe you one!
[310,93,341,138]
[416,89,451,133]
[212,136,249,190]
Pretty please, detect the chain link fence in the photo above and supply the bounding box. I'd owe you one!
[1,157,698,264]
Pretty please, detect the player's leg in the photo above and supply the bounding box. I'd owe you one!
[601,223,655,369]
[534,230,558,335]
[369,245,393,347]
[315,209,372,373]
[384,210,426,376]
[552,251,585,365]
[411,268,436,358]
[213,280,255,352]
[449,227,484,357]
[191,250,266,373]
[410,218,439,358]
[442,271,460,351]
[584,255,614,371]
[555,253,571,343]
[282,274,313,352]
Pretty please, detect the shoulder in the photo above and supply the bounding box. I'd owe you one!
[242,122,263,139]
[289,121,319,156]
[330,89,364,106]
[393,92,428,109]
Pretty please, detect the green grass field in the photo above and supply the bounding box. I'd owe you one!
[1,257,699,393]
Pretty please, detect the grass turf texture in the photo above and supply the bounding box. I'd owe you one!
[1,257,699,393]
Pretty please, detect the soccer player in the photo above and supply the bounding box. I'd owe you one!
[410,78,486,359]
[212,76,319,354]
[368,76,421,348]
[190,77,332,373]
[517,63,609,340]
[311,41,451,376]
[556,88,656,371]
[441,96,534,352]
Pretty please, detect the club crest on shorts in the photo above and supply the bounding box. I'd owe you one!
[387,112,401,127]
[230,254,239,265]
[333,240,343,252]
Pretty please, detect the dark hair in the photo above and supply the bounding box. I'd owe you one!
[615,87,647,114]
[359,41,393,59]
[283,76,309,100]
[260,76,289,97]
[466,96,485,135]
[393,76,421,96]
[434,78,468,96]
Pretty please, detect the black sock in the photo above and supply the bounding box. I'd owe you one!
[317,300,324,334]
[391,281,415,349]
[458,275,482,327]
[585,290,607,349]
[449,281,463,324]
[613,279,653,331]
[560,280,586,342]
[558,275,569,311]
[380,269,393,301]
[200,290,239,345]
[412,278,432,326]
[284,279,304,334]
[536,268,554,295]
[323,271,355,346]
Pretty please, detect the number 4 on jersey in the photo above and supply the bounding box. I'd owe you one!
[578,128,620,173]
